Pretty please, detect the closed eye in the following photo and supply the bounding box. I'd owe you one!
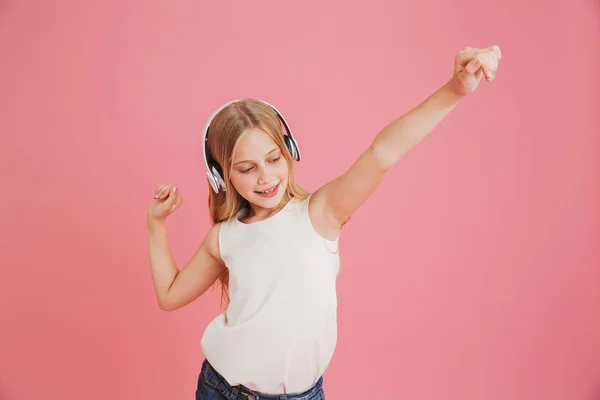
[237,156,280,174]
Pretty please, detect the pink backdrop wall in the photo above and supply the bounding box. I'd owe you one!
[1,1,598,399]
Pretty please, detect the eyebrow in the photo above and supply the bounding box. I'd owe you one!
[233,147,280,166]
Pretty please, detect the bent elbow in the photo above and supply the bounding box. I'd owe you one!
[157,297,178,312]
[370,142,396,171]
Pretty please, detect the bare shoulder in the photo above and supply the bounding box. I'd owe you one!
[203,222,223,263]
[307,189,341,241]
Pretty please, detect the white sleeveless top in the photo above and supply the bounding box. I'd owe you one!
[201,195,340,394]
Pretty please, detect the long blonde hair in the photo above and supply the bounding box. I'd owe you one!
[205,98,310,307]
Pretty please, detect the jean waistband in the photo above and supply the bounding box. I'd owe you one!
[202,359,323,400]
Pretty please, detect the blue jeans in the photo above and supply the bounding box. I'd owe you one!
[195,359,325,400]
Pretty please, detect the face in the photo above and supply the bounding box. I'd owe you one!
[229,128,289,215]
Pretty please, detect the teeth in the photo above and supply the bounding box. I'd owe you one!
[259,185,277,194]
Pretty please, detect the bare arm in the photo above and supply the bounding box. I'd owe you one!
[146,184,225,311]
[310,46,502,235]
[148,220,224,311]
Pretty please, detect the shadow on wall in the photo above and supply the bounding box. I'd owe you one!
[0,380,8,400]
[593,385,600,400]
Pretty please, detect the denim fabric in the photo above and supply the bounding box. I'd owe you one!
[195,359,325,400]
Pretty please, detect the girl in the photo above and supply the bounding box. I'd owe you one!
[147,45,501,399]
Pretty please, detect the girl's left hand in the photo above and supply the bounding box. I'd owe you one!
[448,45,502,96]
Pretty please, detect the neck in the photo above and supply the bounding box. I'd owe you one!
[245,197,289,222]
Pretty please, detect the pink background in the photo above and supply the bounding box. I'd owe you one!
[1,1,599,399]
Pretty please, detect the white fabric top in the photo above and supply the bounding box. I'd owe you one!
[201,195,340,394]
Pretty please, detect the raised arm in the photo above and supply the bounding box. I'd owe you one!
[310,45,501,236]
[147,184,225,311]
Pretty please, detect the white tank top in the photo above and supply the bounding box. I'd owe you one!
[201,194,340,394]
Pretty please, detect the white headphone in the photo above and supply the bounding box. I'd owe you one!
[202,99,301,194]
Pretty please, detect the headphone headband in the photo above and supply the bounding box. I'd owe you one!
[202,99,301,194]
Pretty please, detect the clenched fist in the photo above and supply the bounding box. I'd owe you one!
[147,183,183,222]
[449,45,502,96]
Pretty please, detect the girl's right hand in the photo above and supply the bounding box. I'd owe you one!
[147,183,183,222]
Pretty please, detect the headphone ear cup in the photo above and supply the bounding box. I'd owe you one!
[206,169,219,194]
[209,163,226,193]
[283,135,299,161]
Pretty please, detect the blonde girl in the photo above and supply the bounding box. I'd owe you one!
[147,45,501,399]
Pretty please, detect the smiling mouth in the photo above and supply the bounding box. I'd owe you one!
[255,183,279,194]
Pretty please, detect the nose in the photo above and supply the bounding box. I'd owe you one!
[256,166,270,185]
